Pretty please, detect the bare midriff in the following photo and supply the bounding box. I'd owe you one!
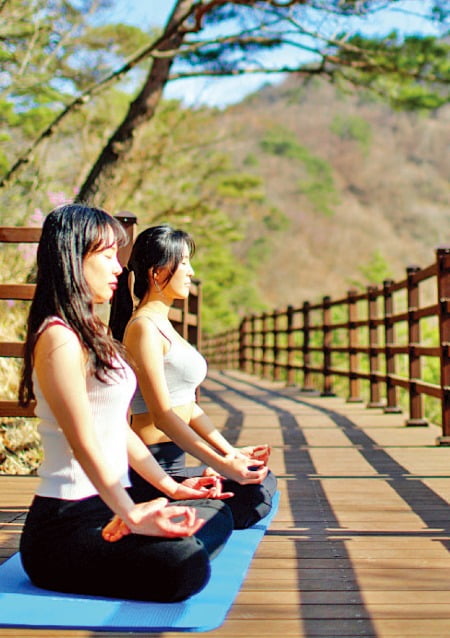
[131,402,195,445]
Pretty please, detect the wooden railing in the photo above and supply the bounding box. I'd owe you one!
[0,214,202,418]
[203,248,450,444]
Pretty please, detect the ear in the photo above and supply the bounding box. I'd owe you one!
[127,270,139,308]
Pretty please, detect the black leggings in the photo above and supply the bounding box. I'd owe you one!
[20,491,233,602]
[129,442,278,530]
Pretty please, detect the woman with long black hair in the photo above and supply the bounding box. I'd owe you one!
[110,224,277,530]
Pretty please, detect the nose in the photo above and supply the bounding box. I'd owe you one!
[113,255,122,276]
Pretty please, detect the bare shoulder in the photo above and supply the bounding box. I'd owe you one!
[124,315,164,359]
[34,321,82,360]
[124,314,161,342]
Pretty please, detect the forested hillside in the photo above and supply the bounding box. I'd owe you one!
[209,76,450,309]
[2,76,448,331]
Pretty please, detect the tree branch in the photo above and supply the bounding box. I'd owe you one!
[75,0,199,203]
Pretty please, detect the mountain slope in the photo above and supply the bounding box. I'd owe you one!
[213,77,450,307]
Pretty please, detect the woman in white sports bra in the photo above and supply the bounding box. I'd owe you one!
[18,205,233,602]
[110,225,277,529]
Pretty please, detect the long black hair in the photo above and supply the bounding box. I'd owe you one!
[109,224,195,341]
[19,203,128,406]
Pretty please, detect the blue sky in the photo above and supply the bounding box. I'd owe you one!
[109,1,443,108]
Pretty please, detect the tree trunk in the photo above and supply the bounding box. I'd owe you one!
[76,0,194,206]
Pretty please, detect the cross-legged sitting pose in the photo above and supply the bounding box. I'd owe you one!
[19,205,233,602]
[110,224,277,529]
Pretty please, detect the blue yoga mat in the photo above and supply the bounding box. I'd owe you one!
[0,492,279,633]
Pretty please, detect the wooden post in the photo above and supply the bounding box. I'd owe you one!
[301,301,314,391]
[193,280,202,351]
[435,247,450,444]
[261,312,270,379]
[239,318,247,373]
[347,289,362,402]
[182,296,189,340]
[114,211,137,267]
[321,296,335,396]
[107,213,138,336]
[273,310,281,382]
[367,284,383,408]
[286,304,296,386]
[231,327,238,369]
[249,315,256,375]
[405,265,428,426]
[260,313,266,376]
[383,279,402,414]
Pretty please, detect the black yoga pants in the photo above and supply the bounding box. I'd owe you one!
[20,491,233,602]
[129,441,278,530]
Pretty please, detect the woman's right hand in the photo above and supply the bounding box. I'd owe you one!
[177,476,234,500]
[102,497,205,542]
[221,454,269,485]
[237,444,271,465]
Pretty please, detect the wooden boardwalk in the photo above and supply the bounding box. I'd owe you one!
[1,368,450,637]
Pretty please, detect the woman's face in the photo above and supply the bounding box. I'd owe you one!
[83,232,122,304]
[156,243,194,300]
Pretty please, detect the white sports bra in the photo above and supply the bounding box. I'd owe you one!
[130,315,207,412]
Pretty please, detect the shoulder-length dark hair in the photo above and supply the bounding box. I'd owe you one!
[19,203,128,406]
[109,224,195,341]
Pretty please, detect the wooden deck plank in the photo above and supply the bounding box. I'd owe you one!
[1,368,450,637]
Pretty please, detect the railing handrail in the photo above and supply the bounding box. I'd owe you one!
[203,247,450,445]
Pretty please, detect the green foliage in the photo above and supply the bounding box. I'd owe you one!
[0,152,8,175]
[263,207,290,232]
[0,99,20,127]
[260,125,339,215]
[18,106,57,137]
[80,24,152,59]
[243,153,259,167]
[246,236,271,269]
[334,33,450,111]
[0,0,151,155]
[348,250,393,289]
[260,126,305,160]
[297,157,339,217]
[216,173,265,201]
[195,242,265,334]
[330,114,372,154]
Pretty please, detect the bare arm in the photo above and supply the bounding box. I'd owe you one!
[126,425,231,500]
[189,403,235,455]
[124,318,267,485]
[190,404,271,465]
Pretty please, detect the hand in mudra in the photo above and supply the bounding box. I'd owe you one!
[102,497,205,542]
[237,444,271,465]
[178,475,234,500]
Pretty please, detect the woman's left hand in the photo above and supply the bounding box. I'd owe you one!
[174,476,234,500]
[102,515,132,542]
